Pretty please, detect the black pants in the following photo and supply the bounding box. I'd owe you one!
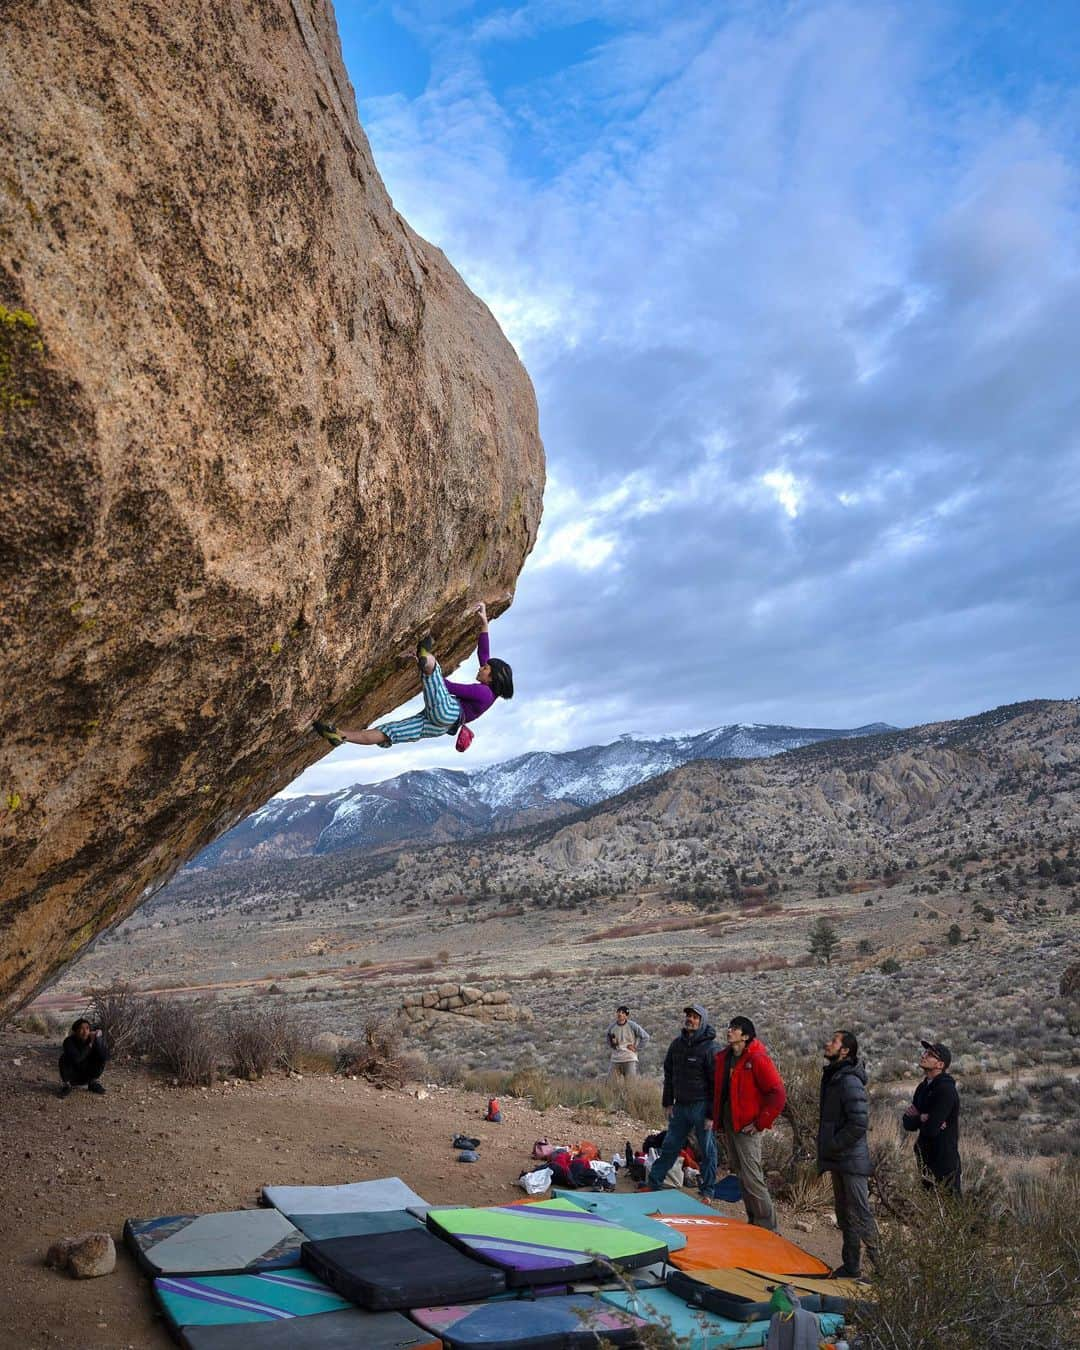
[59,1048,107,1086]
[920,1167,962,1197]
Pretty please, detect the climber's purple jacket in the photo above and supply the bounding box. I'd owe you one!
[445,631,495,724]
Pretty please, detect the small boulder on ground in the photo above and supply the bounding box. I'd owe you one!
[46,1233,116,1278]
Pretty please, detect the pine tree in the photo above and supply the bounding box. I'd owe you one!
[809,917,840,966]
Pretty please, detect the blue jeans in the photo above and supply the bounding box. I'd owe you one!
[648,1101,717,1191]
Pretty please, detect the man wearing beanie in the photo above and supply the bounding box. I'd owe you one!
[644,1003,718,1195]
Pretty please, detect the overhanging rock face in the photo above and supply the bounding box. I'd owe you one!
[0,0,544,1015]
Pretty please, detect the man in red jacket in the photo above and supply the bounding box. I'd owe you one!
[712,1016,786,1230]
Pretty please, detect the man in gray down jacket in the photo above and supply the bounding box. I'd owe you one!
[644,1003,717,1194]
[817,1029,879,1277]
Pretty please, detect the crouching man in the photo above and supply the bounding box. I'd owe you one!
[59,1019,109,1097]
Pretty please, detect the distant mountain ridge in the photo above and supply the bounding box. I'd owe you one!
[189,720,894,869]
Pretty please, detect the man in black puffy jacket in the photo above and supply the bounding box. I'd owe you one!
[817,1029,878,1278]
[58,1018,109,1097]
[644,1003,718,1194]
[903,1039,961,1194]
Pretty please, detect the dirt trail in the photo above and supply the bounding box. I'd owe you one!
[0,1033,841,1348]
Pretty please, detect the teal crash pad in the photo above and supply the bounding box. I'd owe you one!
[154,1268,351,1332]
[600,1286,844,1349]
[551,1191,691,1251]
[288,1209,423,1242]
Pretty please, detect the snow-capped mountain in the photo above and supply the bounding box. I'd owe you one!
[187,721,893,869]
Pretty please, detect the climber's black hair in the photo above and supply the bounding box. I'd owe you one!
[487,657,514,700]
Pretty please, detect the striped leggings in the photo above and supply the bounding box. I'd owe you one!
[377,663,462,745]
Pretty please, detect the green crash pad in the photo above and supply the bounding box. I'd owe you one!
[427,1197,667,1286]
[600,1286,845,1349]
[550,1190,693,1251]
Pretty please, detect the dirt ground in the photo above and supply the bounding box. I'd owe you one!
[0,1032,842,1349]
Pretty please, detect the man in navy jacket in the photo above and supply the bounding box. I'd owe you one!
[903,1040,961,1194]
[644,1003,718,1194]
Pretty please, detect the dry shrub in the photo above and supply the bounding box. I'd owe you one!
[17,1011,52,1036]
[336,1020,406,1087]
[658,961,694,977]
[138,997,221,1085]
[853,1163,1080,1349]
[222,1002,304,1078]
[773,1160,833,1215]
[86,982,146,1059]
[463,1066,663,1122]
[767,1038,822,1179]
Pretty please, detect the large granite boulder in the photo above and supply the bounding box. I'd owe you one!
[0,0,544,1014]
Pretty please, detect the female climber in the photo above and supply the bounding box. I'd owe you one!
[313,601,513,750]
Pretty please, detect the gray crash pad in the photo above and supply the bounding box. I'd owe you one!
[124,1210,302,1276]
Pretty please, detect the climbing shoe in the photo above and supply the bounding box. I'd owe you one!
[416,635,436,675]
[313,720,345,748]
[58,1083,72,1099]
[88,1080,106,1095]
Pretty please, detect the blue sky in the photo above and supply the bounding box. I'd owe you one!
[292,0,1079,794]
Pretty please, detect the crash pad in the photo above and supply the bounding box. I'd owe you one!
[263,1177,428,1217]
[552,1188,714,1219]
[743,1266,872,1306]
[181,1307,440,1349]
[426,1197,667,1287]
[301,1227,505,1310]
[125,1210,302,1276]
[409,1293,647,1348]
[154,1268,351,1334]
[550,1190,690,1251]
[657,1215,829,1276]
[289,1210,423,1242]
[666,1266,848,1320]
[601,1287,845,1350]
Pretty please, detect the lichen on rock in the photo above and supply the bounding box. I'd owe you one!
[0,0,544,1015]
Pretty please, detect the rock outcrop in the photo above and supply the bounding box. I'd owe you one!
[0,0,544,1014]
[400,982,532,1031]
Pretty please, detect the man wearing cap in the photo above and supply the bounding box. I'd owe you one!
[606,1005,650,1078]
[903,1040,961,1194]
[644,1004,718,1195]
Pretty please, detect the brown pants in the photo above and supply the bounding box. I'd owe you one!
[721,1118,777,1230]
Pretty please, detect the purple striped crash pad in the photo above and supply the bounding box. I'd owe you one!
[154,1267,351,1333]
[425,1197,668,1286]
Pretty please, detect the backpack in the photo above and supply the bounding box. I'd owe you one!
[531,1139,554,1160]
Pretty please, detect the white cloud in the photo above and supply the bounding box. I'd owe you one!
[288,0,1080,797]
[761,469,805,519]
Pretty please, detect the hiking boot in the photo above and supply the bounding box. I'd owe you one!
[313,720,345,748]
[58,1083,72,1099]
[88,1080,106,1094]
[829,1265,860,1279]
[635,1183,660,1193]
